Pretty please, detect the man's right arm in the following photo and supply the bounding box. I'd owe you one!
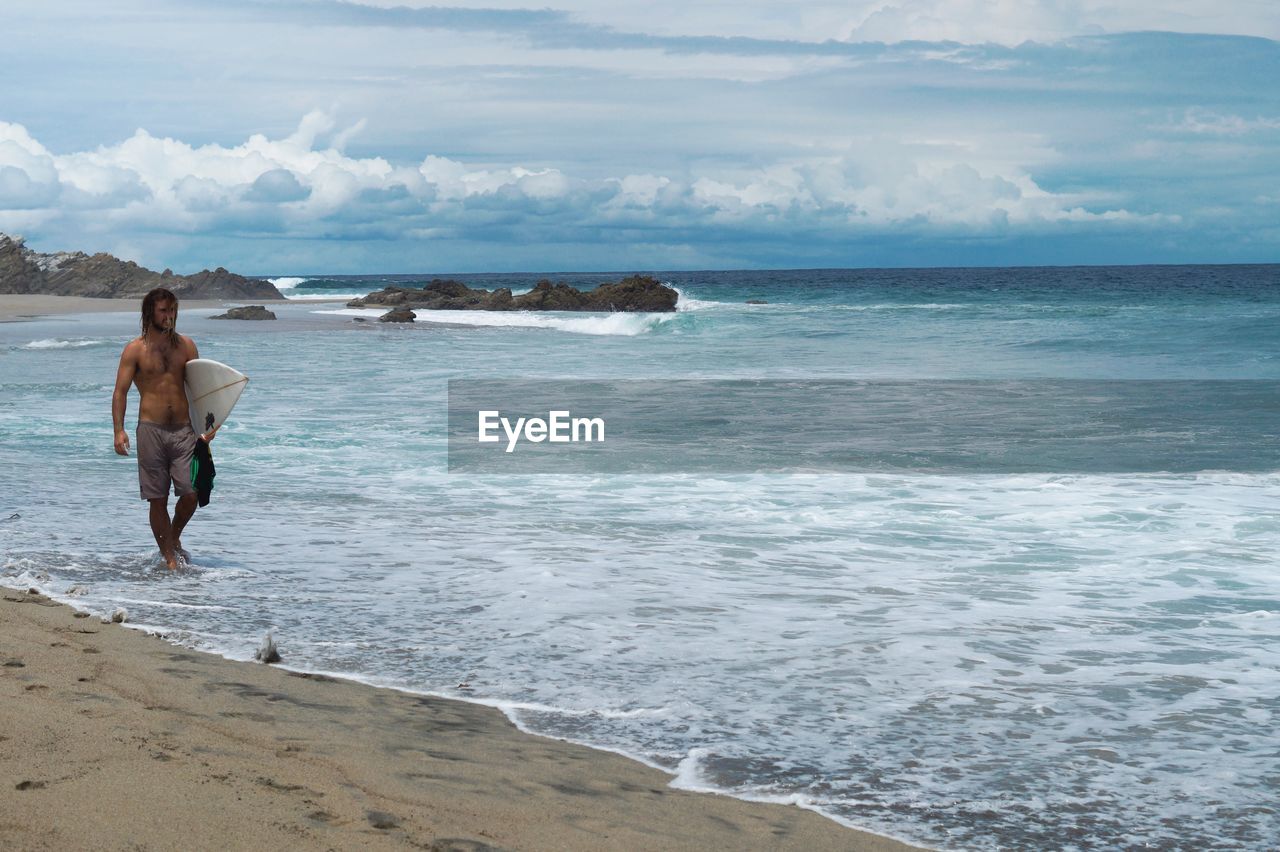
[112,342,137,455]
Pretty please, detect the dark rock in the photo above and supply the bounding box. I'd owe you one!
[255,632,281,664]
[578,275,679,312]
[424,279,472,298]
[347,274,677,313]
[210,305,277,320]
[513,279,588,311]
[363,286,418,306]
[488,288,514,310]
[0,233,283,300]
[379,308,417,323]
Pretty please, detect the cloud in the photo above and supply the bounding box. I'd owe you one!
[0,166,58,209]
[245,168,311,202]
[0,124,60,208]
[686,157,1167,231]
[0,111,1167,270]
[222,0,1280,49]
[1173,108,1280,136]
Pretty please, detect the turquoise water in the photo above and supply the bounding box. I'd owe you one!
[3,265,1279,849]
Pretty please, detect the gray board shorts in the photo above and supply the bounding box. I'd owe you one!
[136,421,198,500]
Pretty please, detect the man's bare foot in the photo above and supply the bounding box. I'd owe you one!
[163,551,179,571]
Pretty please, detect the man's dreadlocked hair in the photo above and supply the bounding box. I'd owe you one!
[140,287,179,344]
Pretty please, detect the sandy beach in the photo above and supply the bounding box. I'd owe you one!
[0,295,297,322]
[0,589,919,851]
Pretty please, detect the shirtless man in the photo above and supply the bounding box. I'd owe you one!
[112,288,213,569]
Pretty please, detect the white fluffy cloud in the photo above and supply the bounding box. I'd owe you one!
[0,111,1155,265]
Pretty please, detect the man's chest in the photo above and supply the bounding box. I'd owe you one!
[136,346,184,384]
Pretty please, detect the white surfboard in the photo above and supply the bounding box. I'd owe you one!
[186,358,249,435]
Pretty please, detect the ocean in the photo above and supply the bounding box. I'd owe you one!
[3,265,1279,849]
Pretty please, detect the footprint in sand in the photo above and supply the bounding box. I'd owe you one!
[431,839,503,851]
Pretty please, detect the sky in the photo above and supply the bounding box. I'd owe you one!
[1,0,1278,273]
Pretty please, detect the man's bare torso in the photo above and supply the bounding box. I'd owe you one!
[124,333,198,427]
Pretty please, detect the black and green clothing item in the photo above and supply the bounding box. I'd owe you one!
[189,438,216,507]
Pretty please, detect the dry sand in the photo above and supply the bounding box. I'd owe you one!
[0,295,297,322]
[0,589,922,851]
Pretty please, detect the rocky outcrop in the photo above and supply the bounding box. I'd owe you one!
[347,275,678,313]
[379,308,417,323]
[0,233,283,300]
[210,305,277,320]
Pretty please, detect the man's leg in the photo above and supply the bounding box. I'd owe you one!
[148,497,179,570]
[171,493,197,562]
[166,426,200,564]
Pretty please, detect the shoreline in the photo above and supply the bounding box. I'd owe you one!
[0,586,923,851]
[0,294,301,322]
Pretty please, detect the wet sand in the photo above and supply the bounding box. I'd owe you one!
[0,589,922,851]
[0,295,296,322]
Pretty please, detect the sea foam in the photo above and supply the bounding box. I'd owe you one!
[310,306,677,336]
[670,285,734,311]
[268,276,309,289]
[284,292,367,301]
[410,309,677,336]
[23,338,112,350]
